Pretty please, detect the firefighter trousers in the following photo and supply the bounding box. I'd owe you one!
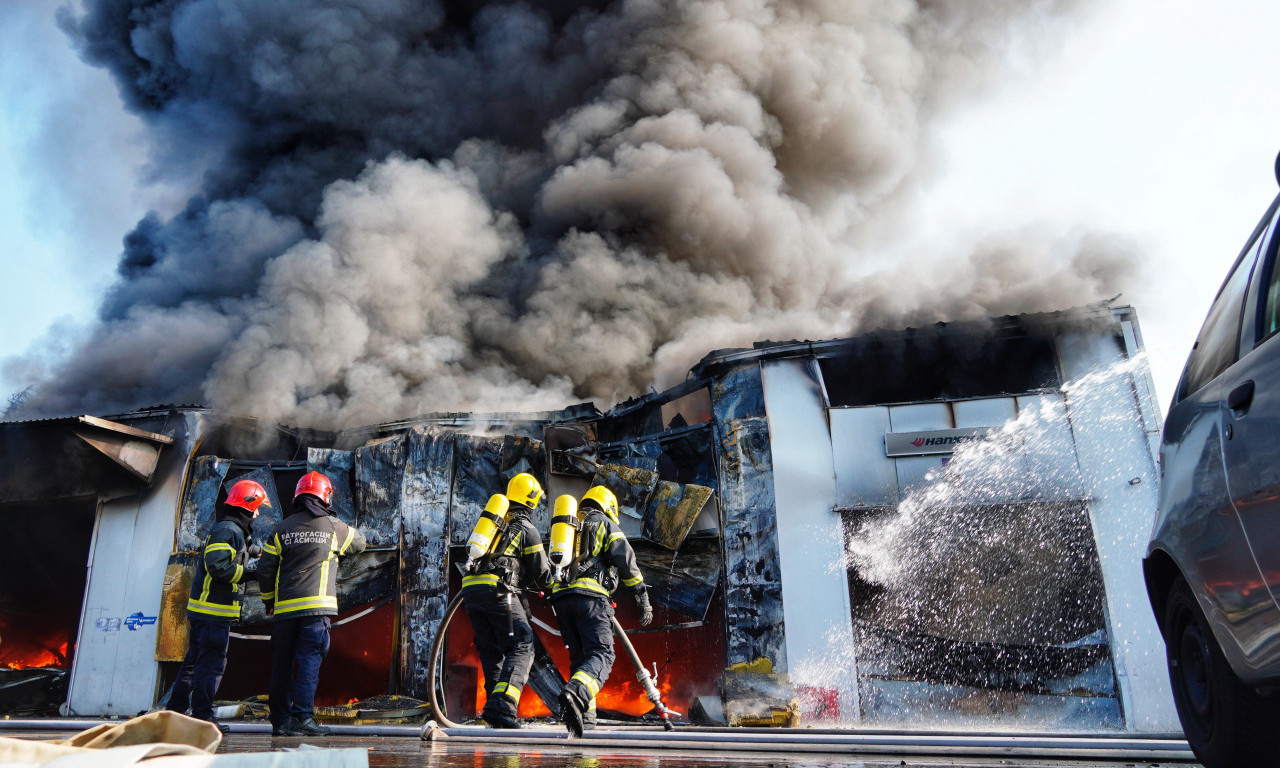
[269,615,331,726]
[552,593,615,727]
[169,617,231,721]
[462,586,533,719]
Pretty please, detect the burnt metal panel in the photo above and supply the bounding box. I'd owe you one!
[230,466,284,547]
[399,426,455,699]
[717,415,785,668]
[354,436,406,549]
[0,421,161,504]
[711,364,766,421]
[449,434,506,545]
[156,553,196,662]
[450,434,546,543]
[642,482,713,550]
[634,537,722,620]
[308,448,357,528]
[337,549,399,608]
[591,463,659,522]
[544,422,597,476]
[175,456,231,552]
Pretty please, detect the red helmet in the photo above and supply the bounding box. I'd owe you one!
[226,479,271,512]
[295,471,334,506]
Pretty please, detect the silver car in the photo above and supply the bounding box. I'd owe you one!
[1145,154,1280,768]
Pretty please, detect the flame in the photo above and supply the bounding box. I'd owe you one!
[1,636,70,670]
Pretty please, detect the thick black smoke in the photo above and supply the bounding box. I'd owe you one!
[6,0,1131,428]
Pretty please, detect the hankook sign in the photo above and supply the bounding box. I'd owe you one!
[884,427,995,457]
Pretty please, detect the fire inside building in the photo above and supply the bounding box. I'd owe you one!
[0,304,1178,733]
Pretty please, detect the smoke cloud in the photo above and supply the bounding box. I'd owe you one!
[5,0,1131,428]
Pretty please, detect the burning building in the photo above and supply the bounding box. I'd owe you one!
[0,304,1177,733]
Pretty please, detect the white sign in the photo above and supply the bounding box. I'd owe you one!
[884,427,994,457]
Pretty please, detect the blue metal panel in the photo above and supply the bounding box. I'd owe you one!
[399,426,455,698]
[354,436,406,549]
[175,456,230,552]
[308,447,357,528]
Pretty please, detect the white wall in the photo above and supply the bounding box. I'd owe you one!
[66,412,203,716]
[760,359,861,721]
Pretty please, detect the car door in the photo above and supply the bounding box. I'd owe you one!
[1220,204,1280,676]
[1154,200,1279,680]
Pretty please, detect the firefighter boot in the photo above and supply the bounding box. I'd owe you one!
[559,684,588,738]
[482,705,521,729]
[290,717,332,736]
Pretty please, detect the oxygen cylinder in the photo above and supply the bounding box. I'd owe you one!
[465,494,511,569]
[549,494,580,580]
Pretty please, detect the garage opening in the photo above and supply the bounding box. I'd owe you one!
[0,496,97,715]
[842,501,1121,725]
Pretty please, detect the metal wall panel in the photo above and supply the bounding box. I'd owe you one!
[952,398,1016,428]
[1015,393,1088,501]
[761,360,860,718]
[399,426,454,699]
[354,436,406,549]
[1058,325,1176,732]
[888,404,949,494]
[67,411,197,716]
[830,407,898,509]
[713,364,785,668]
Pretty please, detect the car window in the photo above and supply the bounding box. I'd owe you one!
[1261,235,1280,341]
[1182,245,1260,397]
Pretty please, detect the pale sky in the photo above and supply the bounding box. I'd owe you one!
[2,0,1278,415]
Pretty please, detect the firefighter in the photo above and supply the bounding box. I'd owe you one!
[550,485,652,736]
[168,478,270,732]
[460,472,550,729]
[258,471,366,737]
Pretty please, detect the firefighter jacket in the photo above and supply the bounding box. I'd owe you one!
[187,517,252,622]
[461,513,550,594]
[257,497,366,620]
[550,511,645,600]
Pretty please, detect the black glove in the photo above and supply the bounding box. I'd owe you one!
[247,544,263,559]
[634,589,653,627]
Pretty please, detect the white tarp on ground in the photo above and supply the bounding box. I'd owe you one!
[0,712,367,768]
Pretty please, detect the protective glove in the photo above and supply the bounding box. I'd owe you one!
[262,598,274,616]
[247,544,263,559]
[634,589,653,627]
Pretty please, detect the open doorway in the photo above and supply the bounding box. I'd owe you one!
[0,496,97,715]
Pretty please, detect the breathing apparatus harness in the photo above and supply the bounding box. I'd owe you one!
[565,508,619,594]
[475,510,531,593]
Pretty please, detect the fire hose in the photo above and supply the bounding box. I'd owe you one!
[426,592,679,731]
[609,614,679,731]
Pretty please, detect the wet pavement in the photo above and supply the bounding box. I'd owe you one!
[218,730,1199,768]
[0,725,1201,767]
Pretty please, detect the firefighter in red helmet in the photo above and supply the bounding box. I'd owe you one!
[258,471,365,737]
[168,478,270,732]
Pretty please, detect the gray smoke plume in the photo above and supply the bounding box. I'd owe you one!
[5,0,1129,428]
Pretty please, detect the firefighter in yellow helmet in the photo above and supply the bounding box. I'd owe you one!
[550,485,652,736]
[460,472,550,729]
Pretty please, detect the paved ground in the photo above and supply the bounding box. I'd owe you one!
[0,724,1201,768]
[218,732,1198,768]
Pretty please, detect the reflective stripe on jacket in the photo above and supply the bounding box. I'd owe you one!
[187,520,249,622]
[257,510,366,620]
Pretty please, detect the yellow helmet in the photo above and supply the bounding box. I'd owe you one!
[581,485,619,524]
[506,472,544,510]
